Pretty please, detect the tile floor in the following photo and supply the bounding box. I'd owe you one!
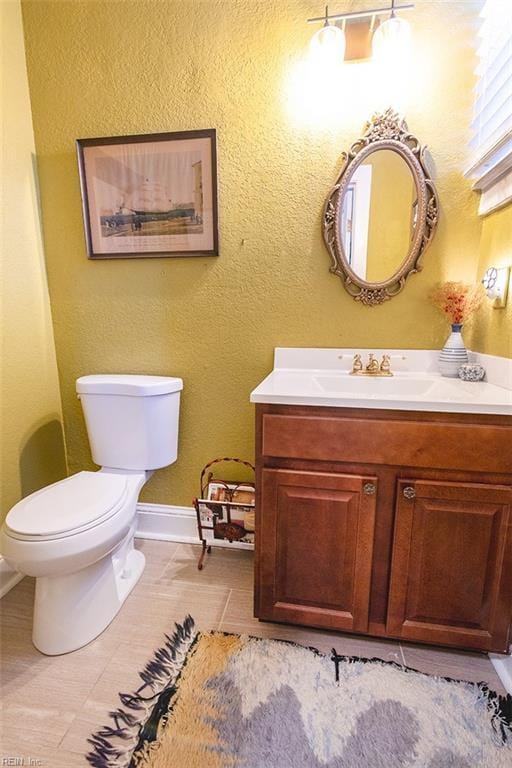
[0,539,506,766]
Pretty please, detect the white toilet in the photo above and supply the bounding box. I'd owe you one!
[0,374,183,655]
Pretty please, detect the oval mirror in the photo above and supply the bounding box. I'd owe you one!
[323,110,438,305]
[339,149,418,283]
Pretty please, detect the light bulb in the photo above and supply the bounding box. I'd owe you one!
[310,23,346,64]
[372,16,411,65]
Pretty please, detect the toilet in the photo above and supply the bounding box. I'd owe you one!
[0,374,183,655]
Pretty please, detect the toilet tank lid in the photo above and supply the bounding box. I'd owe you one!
[76,374,183,396]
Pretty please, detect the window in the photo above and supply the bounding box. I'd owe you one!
[465,0,512,215]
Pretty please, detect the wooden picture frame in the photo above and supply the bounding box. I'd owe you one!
[76,129,218,259]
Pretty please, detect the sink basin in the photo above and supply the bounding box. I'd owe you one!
[313,375,436,398]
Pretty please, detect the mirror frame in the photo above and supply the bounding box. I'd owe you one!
[323,109,439,305]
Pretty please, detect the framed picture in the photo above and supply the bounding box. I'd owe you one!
[76,129,218,259]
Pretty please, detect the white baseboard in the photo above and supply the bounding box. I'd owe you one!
[0,556,23,599]
[489,652,512,695]
[135,502,254,550]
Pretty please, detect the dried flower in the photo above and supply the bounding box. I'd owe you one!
[430,281,484,325]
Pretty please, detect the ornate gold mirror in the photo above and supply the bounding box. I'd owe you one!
[323,110,438,305]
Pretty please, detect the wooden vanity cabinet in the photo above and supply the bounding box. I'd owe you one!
[254,404,512,653]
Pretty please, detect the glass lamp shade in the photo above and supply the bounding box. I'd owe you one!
[372,16,411,64]
[310,24,346,64]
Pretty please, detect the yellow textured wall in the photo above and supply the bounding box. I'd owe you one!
[1,0,67,522]
[21,0,483,506]
[469,204,512,358]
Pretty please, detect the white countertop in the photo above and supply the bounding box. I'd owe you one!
[250,349,512,416]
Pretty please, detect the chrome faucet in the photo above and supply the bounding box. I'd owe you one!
[350,353,394,376]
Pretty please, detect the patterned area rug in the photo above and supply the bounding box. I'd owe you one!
[87,617,512,768]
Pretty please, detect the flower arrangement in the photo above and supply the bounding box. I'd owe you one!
[430,281,483,326]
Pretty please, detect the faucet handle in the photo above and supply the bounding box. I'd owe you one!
[380,354,392,374]
[352,353,363,373]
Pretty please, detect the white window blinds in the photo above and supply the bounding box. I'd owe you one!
[465,0,512,214]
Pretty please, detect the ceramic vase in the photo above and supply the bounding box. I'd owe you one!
[438,323,468,377]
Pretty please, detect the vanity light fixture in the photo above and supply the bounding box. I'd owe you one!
[309,5,346,64]
[372,0,412,64]
[482,266,510,308]
[307,2,414,63]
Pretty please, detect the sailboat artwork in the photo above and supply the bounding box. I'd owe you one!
[99,164,203,238]
[77,130,218,259]
[128,179,174,216]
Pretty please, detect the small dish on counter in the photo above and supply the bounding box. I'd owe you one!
[458,363,486,382]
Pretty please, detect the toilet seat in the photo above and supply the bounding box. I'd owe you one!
[5,472,129,542]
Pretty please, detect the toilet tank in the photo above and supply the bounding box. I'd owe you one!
[76,375,183,471]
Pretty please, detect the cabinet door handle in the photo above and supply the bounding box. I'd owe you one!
[363,482,376,495]
[403,486,416,499]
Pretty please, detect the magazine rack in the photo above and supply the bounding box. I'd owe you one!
[193,457,255,570]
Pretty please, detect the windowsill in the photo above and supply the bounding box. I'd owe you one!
[465,132,512,216]
[478,168,512,216]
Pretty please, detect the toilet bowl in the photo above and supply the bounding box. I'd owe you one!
[0,374,183,655]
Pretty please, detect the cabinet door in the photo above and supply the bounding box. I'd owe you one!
[387,479,512,651]
[256,468,377,632]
